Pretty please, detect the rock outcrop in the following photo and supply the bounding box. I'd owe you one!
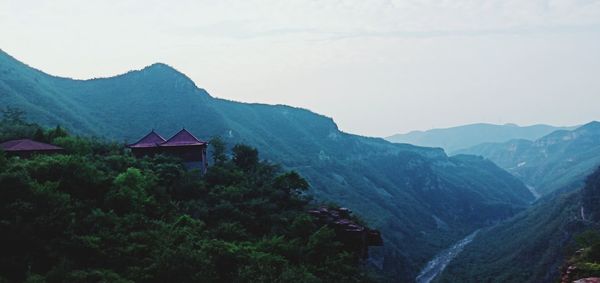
[308,207,383,258]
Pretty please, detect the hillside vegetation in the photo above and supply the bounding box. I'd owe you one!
[0,119,375,283]
[439,167,600,283]
[0,50,534,280]
[457,122,600,196]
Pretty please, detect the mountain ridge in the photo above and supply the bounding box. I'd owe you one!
[387,123,577,154]
[456,121,600,196]
[0,50,534,281]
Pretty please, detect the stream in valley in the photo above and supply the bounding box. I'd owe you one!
[415,229,480,283]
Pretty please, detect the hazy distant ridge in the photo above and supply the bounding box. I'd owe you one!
[456,121,600,196]
[386,123,575,154]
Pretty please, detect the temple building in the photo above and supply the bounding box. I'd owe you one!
[0,139,64,157]
[128,129,208,173]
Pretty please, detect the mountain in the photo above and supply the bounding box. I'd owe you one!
[456,122,600,196]
[0,50,534,281]
[438,166,600,283]
[386,123,574,154]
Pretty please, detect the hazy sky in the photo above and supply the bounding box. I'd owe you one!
[2,0,600,137]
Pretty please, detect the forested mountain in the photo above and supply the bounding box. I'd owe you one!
[0,50,534,281]
[438,166,600,283]
[0,121,378,282]
[386,123,573,154]
[457,122,600,196]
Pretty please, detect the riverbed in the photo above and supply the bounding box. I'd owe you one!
[415,230,480,283]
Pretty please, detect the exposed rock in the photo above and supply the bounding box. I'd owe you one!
[308,206,383,258]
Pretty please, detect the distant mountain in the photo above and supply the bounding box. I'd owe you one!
[439,166,600,283]
[0,49,534,281]
[456,122,600,196]
[386,123,574,154]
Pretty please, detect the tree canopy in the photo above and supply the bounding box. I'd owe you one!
[0,121,374,283]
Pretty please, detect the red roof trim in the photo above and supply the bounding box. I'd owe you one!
[0,139,63,151]
[128,130,167,148]
[160,129,207,147]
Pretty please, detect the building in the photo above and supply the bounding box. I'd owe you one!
[128,129,208,173]
[0,139,64,157]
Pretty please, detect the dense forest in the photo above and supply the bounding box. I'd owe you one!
[0,112,377,282]
[0,50,537,281]
[439,166,600,283]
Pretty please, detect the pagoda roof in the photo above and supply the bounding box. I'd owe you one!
[160,129,206,147]
[128,130,166,148]
[0,139,63,152]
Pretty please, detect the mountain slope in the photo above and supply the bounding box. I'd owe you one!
[386,123,574,154]
[0,50,534,281]
[456,122,600,196]
[439,166,600,283]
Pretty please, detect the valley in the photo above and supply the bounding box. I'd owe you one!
[1,49,599,282]
[416,229,479,283]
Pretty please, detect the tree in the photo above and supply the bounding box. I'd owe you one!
[33,128,46,142]
[0,106,26,123]
[47,125,68,142]
[583,167,600,221]
[210,136,227,165]
[105,167,155,214]
[0,150,6,170]
[232,144,258,171]
[274,171,309,196]
[0,124,374,282]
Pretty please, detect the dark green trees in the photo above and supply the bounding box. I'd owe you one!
[583,167,600,221]
[0,127,373,282]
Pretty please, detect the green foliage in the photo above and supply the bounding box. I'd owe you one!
[576,230,600,249]
[583,167,600,221]
[562,229,600,281]
[0,106,43,141]
[439,191,584,283]
[440,167,600,283]
[232,144,259,171]
[1,106,26,123]
[209,136,227,165]
[0,51,538,280]
[0,150,5,169]
[0,129,371,282]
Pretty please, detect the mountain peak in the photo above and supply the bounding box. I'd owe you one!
[139,62,186,77]
[576,121,600,132]
[115,62,207,94]
[144,62,176,71]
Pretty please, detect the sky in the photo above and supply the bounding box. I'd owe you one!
[1,0,600,137]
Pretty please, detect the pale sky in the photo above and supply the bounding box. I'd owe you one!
[2,0,600,137]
